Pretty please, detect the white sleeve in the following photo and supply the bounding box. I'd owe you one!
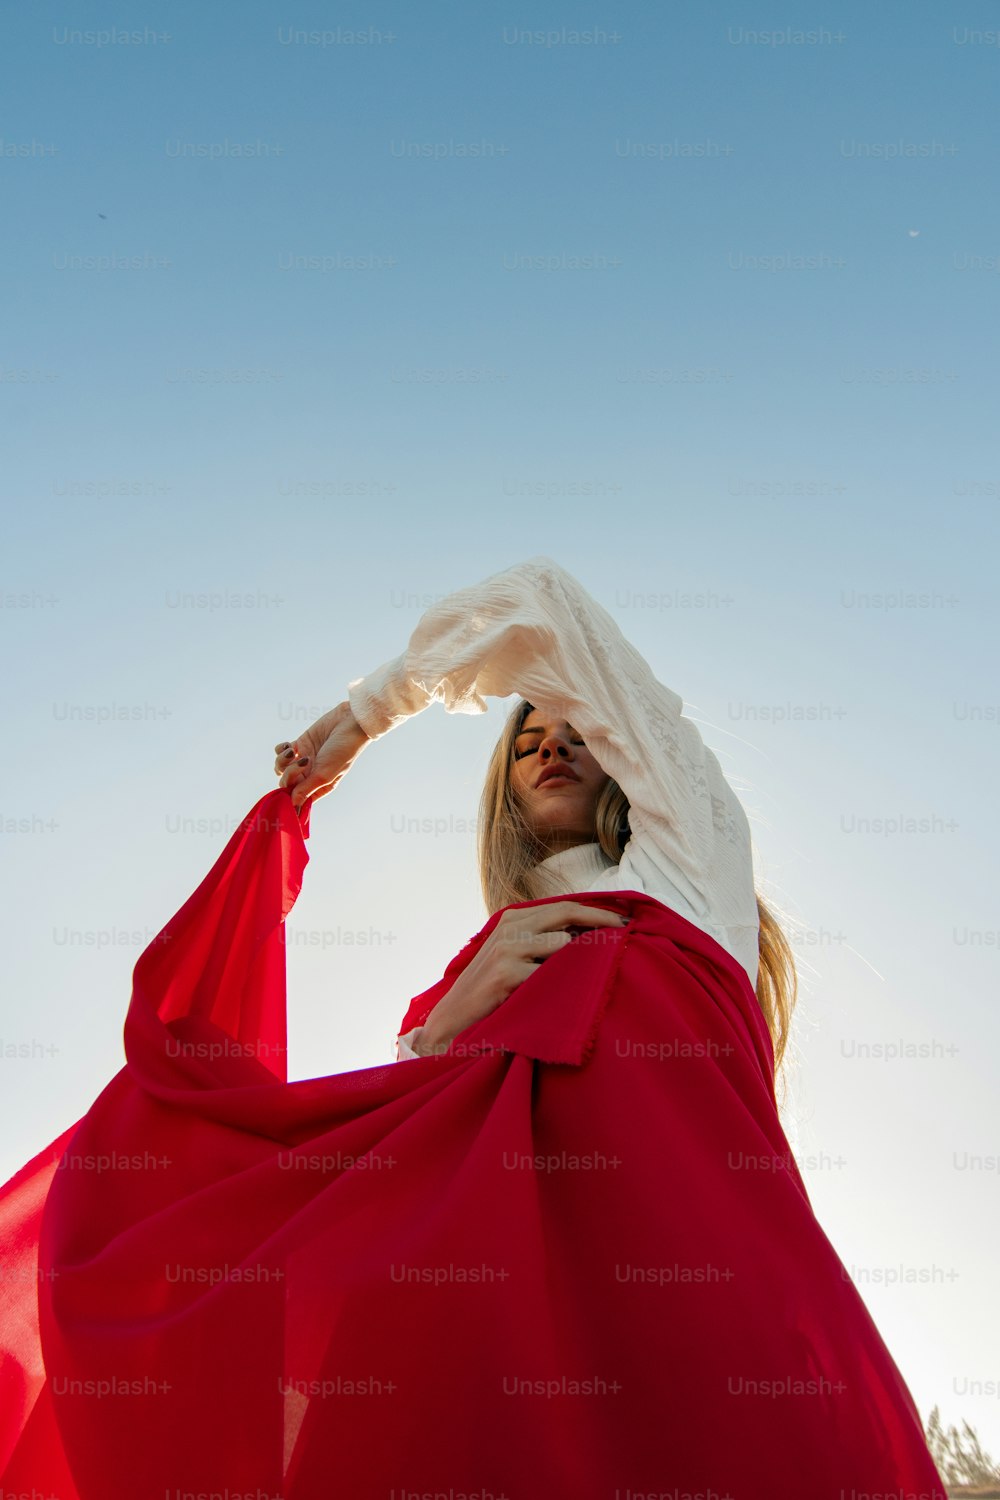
[395,1027,425,1061]
[349,555,755,926]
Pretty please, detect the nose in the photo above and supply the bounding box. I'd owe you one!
[538,732,574,763]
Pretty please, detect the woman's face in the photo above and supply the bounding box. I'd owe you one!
[509,708,609,855]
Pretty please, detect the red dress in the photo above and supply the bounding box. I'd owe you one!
[0,790,946,1498]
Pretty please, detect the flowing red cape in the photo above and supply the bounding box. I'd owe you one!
[0,789,946,1497]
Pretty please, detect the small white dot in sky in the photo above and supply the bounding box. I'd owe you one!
[908,229,920,237]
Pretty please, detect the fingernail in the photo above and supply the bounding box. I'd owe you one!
[297,757,309,766]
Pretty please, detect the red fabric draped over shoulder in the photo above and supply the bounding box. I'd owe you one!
[0,789,946,1498]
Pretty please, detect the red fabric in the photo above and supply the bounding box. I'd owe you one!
[0,787,946,1497]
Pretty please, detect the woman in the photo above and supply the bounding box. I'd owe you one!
[276,554,792,1076]
[0,556,945,1498]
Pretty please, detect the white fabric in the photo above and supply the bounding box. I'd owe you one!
[396,1026,426,1060]
[343,556,760,1063]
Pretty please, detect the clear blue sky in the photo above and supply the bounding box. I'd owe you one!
[2,0,998,1460]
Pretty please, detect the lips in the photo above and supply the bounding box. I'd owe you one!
[536,765,580,788]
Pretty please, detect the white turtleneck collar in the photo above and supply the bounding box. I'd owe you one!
[523,840,618,900]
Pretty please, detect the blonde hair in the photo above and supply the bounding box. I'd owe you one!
[477,698,798,1081]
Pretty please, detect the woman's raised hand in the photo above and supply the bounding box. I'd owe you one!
[415,900,629,1056]
[274,701,371,811]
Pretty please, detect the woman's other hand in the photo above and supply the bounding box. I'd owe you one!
[274,701,371,811]
[415,901,629,1055]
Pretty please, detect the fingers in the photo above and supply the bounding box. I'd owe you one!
[279,756,310,795]
[532,901,629,929]
[283,756,336,811]
[523,930,576,954]
[570,902,629,924]
[290,772,317,811]
[274,742,298,777]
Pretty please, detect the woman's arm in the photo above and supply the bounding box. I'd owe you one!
[347,555,756,932]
